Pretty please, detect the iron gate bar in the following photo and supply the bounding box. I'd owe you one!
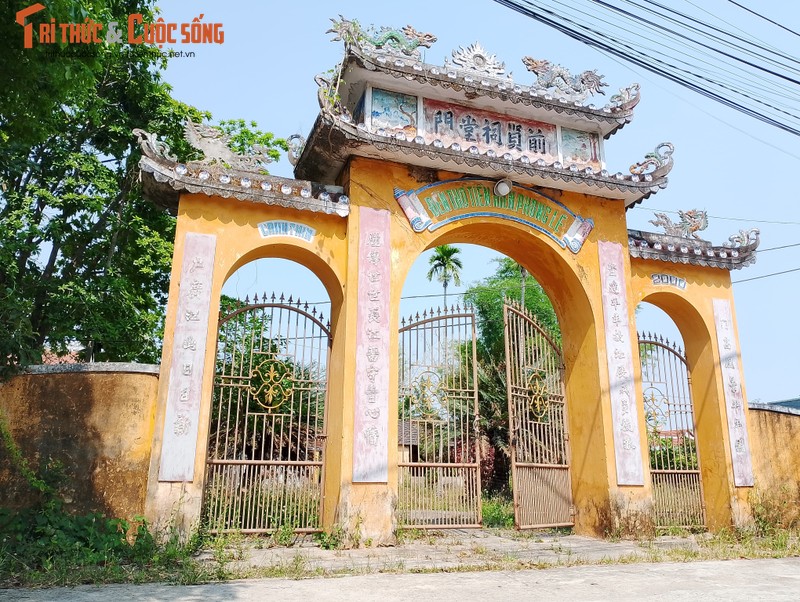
[204,294,331,534]
[398,306,482,528]
[504,299,574,529]
[639,332,706,530]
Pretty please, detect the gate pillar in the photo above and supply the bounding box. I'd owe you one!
[324,200,399,546]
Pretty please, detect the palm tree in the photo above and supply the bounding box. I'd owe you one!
[427,245,463,307]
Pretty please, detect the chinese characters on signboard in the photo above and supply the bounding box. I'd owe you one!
[598,241,644,485]
[367,88,603,172]
[159,232,217,482]
[353,208,391,482]
[422,98,559,165]
[712,298,755,487]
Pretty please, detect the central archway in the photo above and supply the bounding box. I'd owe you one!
[394,217,610,532]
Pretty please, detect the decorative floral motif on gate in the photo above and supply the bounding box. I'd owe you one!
[525,369,551,420]
[248,358,294,410]
[409,370,447,420]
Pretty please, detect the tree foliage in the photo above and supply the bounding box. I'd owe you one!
[462,256,560,492]
[0,1,286,376]
[426,244,463,306]
[464,257,559,360]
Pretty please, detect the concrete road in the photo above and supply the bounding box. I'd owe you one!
[3,557,800,601]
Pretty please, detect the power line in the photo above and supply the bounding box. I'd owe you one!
[631,206,800,226]
[726,0,800,40]
[732,266,800,284]
[492,0,800,137]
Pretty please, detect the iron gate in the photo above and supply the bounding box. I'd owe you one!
[203,294,331,533]
[639,332,705,529]
[397,306,481,527]
[503,300,573,528]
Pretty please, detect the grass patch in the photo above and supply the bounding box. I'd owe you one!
[482,494,515,528]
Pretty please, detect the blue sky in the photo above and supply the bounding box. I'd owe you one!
[155,1,800,404]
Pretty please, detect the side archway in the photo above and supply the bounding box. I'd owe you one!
[640,290,736,529]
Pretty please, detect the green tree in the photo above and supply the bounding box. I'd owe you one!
[426,244,463,307]
[0,1,286,376]
[462,257,560,493]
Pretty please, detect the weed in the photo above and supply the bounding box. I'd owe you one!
[316,524,346,550]
[0,413,213,588]
[482,494,515,528]
[271,522,297,547]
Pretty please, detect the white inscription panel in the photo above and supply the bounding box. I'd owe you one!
[713,298,755,487]
[352,208,391,482]
[599,241,645,485]
[159,232,217,482]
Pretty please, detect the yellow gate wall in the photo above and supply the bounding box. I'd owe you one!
[146,155,756,541]
[629,261,752,528]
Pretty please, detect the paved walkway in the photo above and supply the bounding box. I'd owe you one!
[5,558,800,601]
[216,529,697,574]
[3,530,799,601]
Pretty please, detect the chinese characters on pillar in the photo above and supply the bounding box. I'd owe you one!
[159,232,217,482]
[712,299,755,486]
[598,241,644,485]
[353,209,391,482]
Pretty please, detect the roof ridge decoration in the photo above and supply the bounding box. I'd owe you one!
[326,16,639,115]
[629,210,760,270]
[445,42,511,79]
[521,56,607,103]
[183,119,275,172]
[133,126,350,217]
[327,15,437,60]
[631,142,674,179]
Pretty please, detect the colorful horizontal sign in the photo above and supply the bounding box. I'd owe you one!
[257,220,315,242]
[395,178,594,253]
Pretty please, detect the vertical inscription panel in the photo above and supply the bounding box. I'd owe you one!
[598,241,644,485]
[353,208,391,482]
[159,232,217,482]
[713,298,755,486]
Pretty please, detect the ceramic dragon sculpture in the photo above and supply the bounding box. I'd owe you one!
[521,56,607,101]
[650,209,709,240]
[630,142,674,178]
[182,119,275,171]
[327,15,436,58]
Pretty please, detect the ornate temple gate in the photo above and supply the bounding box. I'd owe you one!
[639,333,705,529]
[504,300,574,528]
[397,306,481,527]
[203,295,331,533]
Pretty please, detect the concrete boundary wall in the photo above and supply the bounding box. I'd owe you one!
[0,364,159,520]
[748,403,800,508]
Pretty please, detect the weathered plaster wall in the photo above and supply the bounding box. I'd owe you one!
[0,364,158,520]
[748,404,800,506]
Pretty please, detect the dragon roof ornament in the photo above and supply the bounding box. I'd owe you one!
[182,119,275,171]
[326,16,639,115]
[649,209,707,240]
[327,15,436,60]
[133,126,350,217]
[631,142,674,179]
[522,56,607,103]
[629,210,760,270]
